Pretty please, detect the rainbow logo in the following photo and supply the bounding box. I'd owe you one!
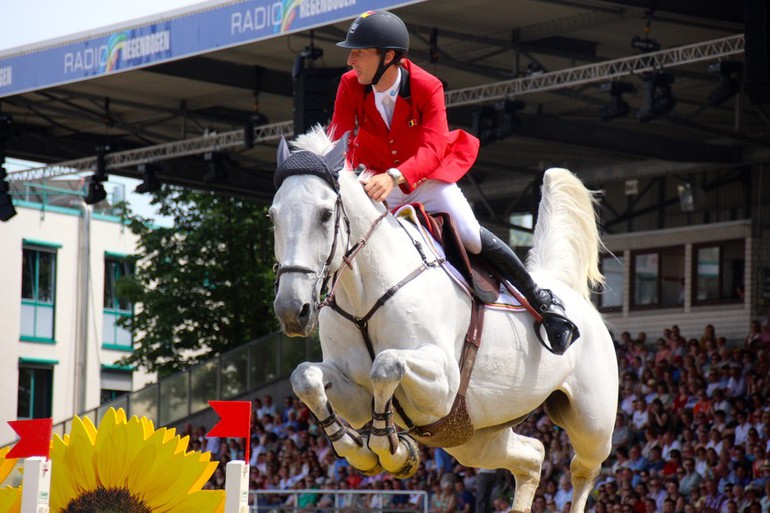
[104,32,129,73]
[278,0,302,33]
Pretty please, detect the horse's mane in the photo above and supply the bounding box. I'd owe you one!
[290,125,380,210]
[290,124,338,156]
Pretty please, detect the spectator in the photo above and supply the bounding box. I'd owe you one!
[703,478,726,513]
[455,479,475,513]
[553,474,573,512]
[678,457,703,499]
[613,413,633,449]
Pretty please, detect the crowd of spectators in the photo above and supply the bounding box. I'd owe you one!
[181,318,770,513]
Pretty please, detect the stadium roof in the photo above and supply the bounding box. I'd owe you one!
[1,0,766,226]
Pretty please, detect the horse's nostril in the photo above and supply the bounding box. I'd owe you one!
[298,303,311,322]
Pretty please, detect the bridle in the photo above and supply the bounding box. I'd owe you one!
[273,181,390,311]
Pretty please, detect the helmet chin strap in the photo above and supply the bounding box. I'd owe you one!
[370,51,394,87]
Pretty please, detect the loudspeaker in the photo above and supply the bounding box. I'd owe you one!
[293,67,345,134]
[744,0,770,104]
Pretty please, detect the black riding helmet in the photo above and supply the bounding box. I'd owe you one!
[337,10,409,86]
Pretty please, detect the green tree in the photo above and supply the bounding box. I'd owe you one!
[117,186,277,377]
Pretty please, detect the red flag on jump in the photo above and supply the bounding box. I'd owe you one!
[207,401,251,439]
[6,418,52,459]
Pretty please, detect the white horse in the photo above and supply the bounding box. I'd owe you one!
[270,127,618,513]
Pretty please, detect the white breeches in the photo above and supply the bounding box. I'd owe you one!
[388,180,482,254]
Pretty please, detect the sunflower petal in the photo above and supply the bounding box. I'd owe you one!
[0,447,17,484]
[0,487,22,513]
[169,490,225,513]
[61,417,97,492]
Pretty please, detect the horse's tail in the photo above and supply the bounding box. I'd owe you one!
[527,168,604,301]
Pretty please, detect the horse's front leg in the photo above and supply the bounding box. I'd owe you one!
[291,361,382,475]
[368,346,457,476]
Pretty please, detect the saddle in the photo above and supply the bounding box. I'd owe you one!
[404,204,500,303]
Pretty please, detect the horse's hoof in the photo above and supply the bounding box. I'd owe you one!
[359,461,385,476]
[390,433,421,479]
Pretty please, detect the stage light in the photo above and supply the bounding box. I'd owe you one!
[599,81,634,121]
[203,152,226,184]
[134,164,161,194]
[472,100,524,146]
[637,72,677,123]
[631,35,661,53]
[85,177,107,205]
[0,166,16,221]
[244,112,269,149]
[708,61,744,107]
[678,183,694,212]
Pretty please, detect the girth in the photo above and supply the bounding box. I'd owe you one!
[328,234,486,447]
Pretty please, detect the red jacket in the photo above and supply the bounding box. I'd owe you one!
[329,59,479,193]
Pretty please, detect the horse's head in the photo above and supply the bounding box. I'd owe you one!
[270,127,349,336]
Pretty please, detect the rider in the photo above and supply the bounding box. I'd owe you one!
[328,9,578,355]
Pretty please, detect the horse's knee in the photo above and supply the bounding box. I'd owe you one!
[370,350,406,386]
[291,362,325,398]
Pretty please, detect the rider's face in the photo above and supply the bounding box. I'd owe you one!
[346,48,392,85]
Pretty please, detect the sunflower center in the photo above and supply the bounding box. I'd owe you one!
[61,487,152,513]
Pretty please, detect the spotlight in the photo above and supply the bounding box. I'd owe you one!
[678,183,694,212]
[472,100,524,146]
[94,145,110,181]
[0,166,16,221]
[203,152,226,184]
[244,112,269,149]
[707,61,743,107]
[85,177,107,205]
[631,35,661,53]
[134,164,161,194]
[0,113,13,144]
[637,72,676,123]
[599,81,634,121]
[292,44,324,80]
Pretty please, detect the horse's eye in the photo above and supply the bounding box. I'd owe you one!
[321,210,333,223]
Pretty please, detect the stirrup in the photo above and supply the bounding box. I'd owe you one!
[534,312,580,355]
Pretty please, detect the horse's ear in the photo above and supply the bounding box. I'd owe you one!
[276,136,291,167]
[324,131,349,175]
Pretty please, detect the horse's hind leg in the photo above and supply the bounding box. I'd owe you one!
[291,361,382,474]
[546,391,615,513]
[448,427,545,513]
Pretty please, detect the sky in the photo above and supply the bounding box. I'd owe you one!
[0,0,206,52]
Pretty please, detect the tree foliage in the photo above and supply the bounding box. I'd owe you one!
[117,186,277,377]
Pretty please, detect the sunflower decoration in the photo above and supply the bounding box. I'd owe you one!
[51,408,224,513]
[0,446,21,513]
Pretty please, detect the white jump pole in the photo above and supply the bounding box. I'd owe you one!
[20,457,51,513]
[224,460,249,513]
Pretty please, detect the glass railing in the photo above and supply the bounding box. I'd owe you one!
[51,331,320,438]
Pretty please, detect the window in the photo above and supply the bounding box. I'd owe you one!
[100,368,132,404]
[597,255,624,311]
[17,365,54,419]
[632,246,685,308]
[20,246,57,342]
[103,256,133,349]
[509,213,534,248]
[694,240,745,304]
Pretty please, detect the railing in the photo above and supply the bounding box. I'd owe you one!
[51,331,320,439]
[249,489,429,513]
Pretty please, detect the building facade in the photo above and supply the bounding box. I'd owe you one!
[0,181,154,446]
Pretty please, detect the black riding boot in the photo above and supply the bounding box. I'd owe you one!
[479,227,579,355]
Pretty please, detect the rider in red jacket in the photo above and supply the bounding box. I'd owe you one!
[329,10,578,355]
